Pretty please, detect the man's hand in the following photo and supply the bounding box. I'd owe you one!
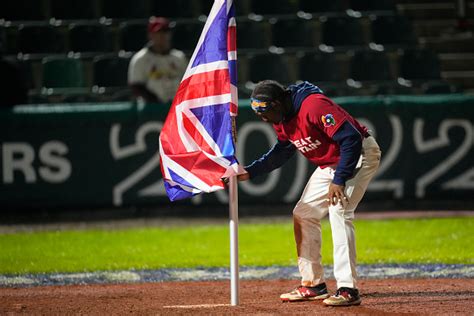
[327,183,348,206]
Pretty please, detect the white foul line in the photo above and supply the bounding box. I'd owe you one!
[163,303,230,309]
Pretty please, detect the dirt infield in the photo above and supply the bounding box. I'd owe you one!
[1,278,473,315]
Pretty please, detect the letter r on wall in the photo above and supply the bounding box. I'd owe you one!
[2,143,37,183]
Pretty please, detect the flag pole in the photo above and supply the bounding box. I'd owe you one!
[229,116,239,306]
[229,175,239,306]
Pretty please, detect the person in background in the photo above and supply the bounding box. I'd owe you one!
[0,40,28,107]
[128,17,187,104]
[237,80,381,306]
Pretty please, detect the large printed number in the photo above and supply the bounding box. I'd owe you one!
[413,119,473,198]
[237,122,309,203]
[283,153,307,202]
[108,118,473,205]
[110,122,163,206]
[360,115,405,198]
[237,122,281,196]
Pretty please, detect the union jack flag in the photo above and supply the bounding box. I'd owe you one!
[159,0,244,201]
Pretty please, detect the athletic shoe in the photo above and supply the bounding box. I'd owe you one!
[280,283,329,302]
[323,287,361,306]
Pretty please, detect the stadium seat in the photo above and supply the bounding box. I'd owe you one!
[0,26,18,55]
[247,53,290,84]
[250,0,299,15]
[150,0,197,18]
[234,0,251,16]
[171,21,205,51]
[317,83,349,97]
[0,56,35,102]
[93,55,130,88]
[1,0,46,21]
[119,22,148,52]
[198,0,214,16]
[68,24,112,53]
[17,25,66,54]
[349,50,392,81]
[101,0,149,19]
[271,18,316,48]
[421,81,457,94]
[15,57,36,90]
[237,20,270,49]
[375,82,415,95]
[42,57,84,88]
[349,0,396,12]
[196,0,249,16]
[399,49,441,80]
[371,15,416,46]
[298,52,341,83]
[299,0,346,13]
[321,17,365,47]
[0,28,6,51]
[50,0,97,20]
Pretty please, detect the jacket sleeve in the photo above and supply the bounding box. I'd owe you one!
[331,121,363,185]
[245,140,296,179]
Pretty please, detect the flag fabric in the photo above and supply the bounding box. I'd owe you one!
[159,0,244,201]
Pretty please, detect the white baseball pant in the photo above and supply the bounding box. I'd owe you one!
[293,136,381,289]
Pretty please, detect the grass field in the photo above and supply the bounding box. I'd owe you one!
[0,218,472,275]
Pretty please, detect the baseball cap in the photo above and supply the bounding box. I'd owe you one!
[148,17,170,33]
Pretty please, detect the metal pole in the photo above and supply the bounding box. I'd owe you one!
[229,115,239,306]
[229,175,239,306]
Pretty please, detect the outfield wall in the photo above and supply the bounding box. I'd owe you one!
[1,95,473,210]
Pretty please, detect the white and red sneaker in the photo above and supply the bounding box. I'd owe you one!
[323,287,361,306]
[280,283,329,302]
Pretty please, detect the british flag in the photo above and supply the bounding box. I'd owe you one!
[159,0,244,201]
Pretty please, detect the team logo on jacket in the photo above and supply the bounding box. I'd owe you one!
[321,114,336,127]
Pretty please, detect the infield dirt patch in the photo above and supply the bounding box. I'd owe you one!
[1,278,473,315]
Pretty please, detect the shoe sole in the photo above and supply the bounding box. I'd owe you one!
[281,293,330,302]
[323,298,362,306]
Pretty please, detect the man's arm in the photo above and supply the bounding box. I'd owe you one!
[244,140,296,179]
[331,121,363,185]
[328,121,363,205]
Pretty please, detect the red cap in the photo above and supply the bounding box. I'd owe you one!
[148,17,170,33]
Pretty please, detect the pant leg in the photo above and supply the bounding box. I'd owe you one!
[329,136,381,289]
[292,166,333,287]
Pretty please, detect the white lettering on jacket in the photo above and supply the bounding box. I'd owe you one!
[290,136,321,153]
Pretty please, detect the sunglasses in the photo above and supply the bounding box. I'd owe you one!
[250,98,273,113]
